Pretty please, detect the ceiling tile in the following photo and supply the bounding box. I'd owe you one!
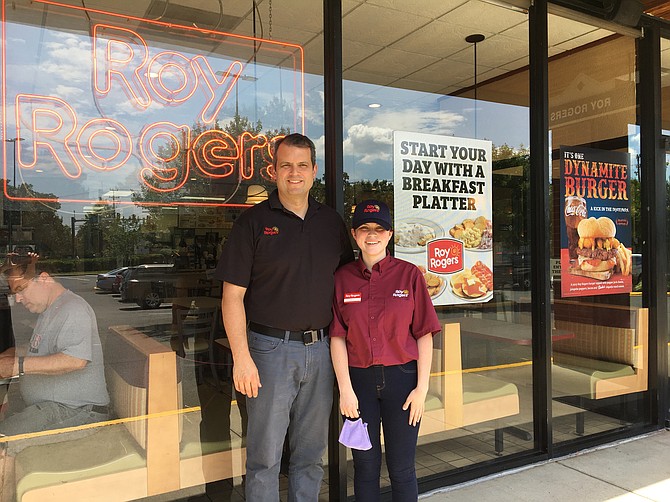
[343,3,432,46]
[408,58,475,86]
[438,1,527,33]
[350,48,440,79]
[390,19,483,58]
[343,41,385,69]
[364,0,469,19]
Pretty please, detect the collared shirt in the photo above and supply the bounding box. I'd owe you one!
[330,253,441,368]
[215,189,354,331]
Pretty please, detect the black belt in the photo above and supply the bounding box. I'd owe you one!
[248,322,328,345]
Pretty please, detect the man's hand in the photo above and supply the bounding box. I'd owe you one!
[0,355,17,379]
[232,354,262,398]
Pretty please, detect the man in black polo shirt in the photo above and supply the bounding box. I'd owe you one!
[215,133,353,501]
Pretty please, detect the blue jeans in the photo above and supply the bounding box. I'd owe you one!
[245,330,334,502]
[350,361,420,502]
[0,401,109,455]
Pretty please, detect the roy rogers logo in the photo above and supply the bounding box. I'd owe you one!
[427,239,463,274]
[392,289,409,298]
[363,204,381,213]
[264,226,279,236]
[2,8,304,205]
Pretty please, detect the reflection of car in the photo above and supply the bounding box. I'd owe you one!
[494,251,531,291]
[113,267,132,294]
[95,267,128,292]
[120,264,209,309]
[631,254,641,285]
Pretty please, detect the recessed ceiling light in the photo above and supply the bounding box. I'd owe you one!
[368,103,382,108]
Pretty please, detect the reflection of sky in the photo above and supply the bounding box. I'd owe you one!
[3,19,305,216]
[629,124,670,180]
[628,124,670,180]
[342,80,529,181]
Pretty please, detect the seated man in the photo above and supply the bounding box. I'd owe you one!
[0,254,110,501]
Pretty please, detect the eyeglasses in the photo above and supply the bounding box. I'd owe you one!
[8,277,36,298]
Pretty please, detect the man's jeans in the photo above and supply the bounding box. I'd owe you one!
[245,330,334,502]
[0,401,109,455]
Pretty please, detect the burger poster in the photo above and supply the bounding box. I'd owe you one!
[559,145,633,297]
[393,131,492,306]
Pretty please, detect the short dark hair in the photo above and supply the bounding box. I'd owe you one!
[273,133,316,167]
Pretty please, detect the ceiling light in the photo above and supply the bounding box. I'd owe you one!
[368,103,382,108]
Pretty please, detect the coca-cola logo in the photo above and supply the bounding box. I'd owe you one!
[565,197,587,218]
[565,205,587,218]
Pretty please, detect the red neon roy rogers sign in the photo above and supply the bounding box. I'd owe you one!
[1,0,304,205]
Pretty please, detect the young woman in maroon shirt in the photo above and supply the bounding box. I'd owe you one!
[330,200,441,501]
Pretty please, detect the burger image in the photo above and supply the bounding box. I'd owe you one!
[571,217,620,280]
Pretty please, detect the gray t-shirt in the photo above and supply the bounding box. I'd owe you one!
[20,290,109,408]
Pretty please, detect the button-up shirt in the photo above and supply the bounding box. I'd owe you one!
[330,253,441,368]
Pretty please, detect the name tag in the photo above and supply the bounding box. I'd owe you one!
[344,292,362,303]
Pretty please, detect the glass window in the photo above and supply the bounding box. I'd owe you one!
[662,36,670,423]
[342,0,532,494]
[0,1,323,499]
[548,16,649,446]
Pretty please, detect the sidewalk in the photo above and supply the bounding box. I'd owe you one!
[420,429,670,501]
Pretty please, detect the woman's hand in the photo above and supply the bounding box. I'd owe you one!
[402,387,428,426]
[339,386,360,419]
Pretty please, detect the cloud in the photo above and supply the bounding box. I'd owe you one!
[343,108,465,164]
[343,124,393,164]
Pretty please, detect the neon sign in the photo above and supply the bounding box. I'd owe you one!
[2,0,305,206]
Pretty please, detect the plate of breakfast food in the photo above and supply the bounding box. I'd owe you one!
[448,260,493,302]
[448,216,492,251]
[394,218,443,253]
[417,266,447,300]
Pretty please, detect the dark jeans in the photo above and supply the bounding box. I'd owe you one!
[350,361,420,502]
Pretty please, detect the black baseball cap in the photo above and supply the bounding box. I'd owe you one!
[352,200,392,230]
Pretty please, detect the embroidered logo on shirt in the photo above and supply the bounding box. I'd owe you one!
[344,292,362,303]
[264,226,280,236]
[392,289,409,298]
[29,333,42,353]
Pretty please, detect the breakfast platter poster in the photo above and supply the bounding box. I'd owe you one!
[559,145,632,297]
[393,131,492,306]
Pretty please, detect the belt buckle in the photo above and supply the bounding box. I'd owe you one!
[302,330,318,345]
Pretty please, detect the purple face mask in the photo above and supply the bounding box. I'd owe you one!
[338,418,372,450]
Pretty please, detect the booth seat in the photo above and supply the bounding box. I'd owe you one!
[552,305,648,400]
[422,323,520,454]
[14,324,250,500]
[14,325,181,501]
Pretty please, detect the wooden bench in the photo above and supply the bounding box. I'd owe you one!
[422,323,520,453]
[14,325,180,501]
[14,324,249,500]
[552,303,648,400]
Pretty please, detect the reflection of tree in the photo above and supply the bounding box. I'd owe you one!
[491,145,530,253]
[75,201,141,262]
[630,157,641,253]
[103,215,142,264]
[133,113,289,212]
[4,183,70,258]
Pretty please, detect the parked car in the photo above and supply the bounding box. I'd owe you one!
[95,267,128,292]
[631,254,641,285]
[120,264,209,309]
[113,267,133,294]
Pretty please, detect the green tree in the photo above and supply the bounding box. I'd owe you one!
[4,183,70,258]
